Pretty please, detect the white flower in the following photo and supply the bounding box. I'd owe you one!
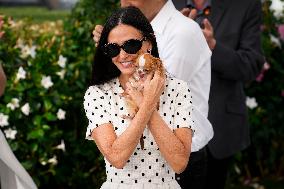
[56,69,66,79]
[270,0,284,18]
[270,34,281,47]
[40,160,47,166]
[20,45,37,59]
[55,140,66,151]
[0,113,9,127]
[41,75,53,89]
[57,109,66,120]
[47,155,58,165]
[57,55,67,68]
[246,97,258,109]
[7,98,20,110]
[4,128,17,140]
[16,66,27,80]
[21,103,30,116]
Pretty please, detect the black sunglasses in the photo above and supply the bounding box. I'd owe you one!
[103,37,146,58]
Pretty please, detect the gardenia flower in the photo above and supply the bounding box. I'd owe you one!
[4,128,17,140]
[7,98,20,110]
[47,155,58,165]
[57,109,66,120]
[270,0,284,18]
[0,113,9,127]
[21,103,30,116]
[55,140,66,151]
[57,55,67,68]
[16,66,27,80]
[41,75,53,89]
[246,97,258,109]
[20,45,37,59]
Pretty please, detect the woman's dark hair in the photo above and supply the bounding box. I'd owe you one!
[91,6,159,85]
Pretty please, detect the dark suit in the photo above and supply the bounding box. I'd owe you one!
[173,0,265,188]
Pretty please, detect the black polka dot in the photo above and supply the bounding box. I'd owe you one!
[100,96,104,99]
[163,113,166,116]
[183,118,186,121]
[134,152,137,155]
[88,92,90,95]
[148,152,151,155]
[156,173,159,176]
[92,112,94,115]
[127,160,130,163]
[156,159,158,162]
[162,178,165,182]
[163,101,166,104]
[149,166,151,169]
[115,172,117,175]
[100,115,103,118]
[150,142,154,145]
[135,180,137,183]
[142,173,145,176]
[148,180,151,182]
[128,173,130,177]
[95,107,98,109]
[122,120,124,123]
[121,181,123,183]
[135,166,138,169]
[178,103,181,105]
[114,127,118,130]
[120,107,123,110]
[141,159,144,162]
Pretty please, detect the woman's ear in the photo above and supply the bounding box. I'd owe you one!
[141,40,152,54]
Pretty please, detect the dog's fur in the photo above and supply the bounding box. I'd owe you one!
[120,53,165,149]
[121,53,165,119]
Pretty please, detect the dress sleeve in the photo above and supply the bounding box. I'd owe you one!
[83,86,112,140]
[172,81,195,134]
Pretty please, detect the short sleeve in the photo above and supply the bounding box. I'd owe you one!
[172,81,195,134]
[84,86,112,140]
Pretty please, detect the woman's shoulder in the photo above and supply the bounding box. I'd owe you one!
[165,74,188,88]
[84,78,118,98]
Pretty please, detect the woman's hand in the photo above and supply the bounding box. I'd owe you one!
[125,77,144,108]
[142,71,165,109]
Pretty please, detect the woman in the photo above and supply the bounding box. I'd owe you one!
[84,6,194,188]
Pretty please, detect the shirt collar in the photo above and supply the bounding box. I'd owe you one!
[151,0,177,35]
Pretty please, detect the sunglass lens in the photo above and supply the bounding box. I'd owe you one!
[104,43,120,58]
[123,39,143,54]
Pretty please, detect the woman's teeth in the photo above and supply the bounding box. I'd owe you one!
[121,61,133,68]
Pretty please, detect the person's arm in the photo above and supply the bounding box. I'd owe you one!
[148,111,192,174]
[91,101,155,169]
[0,64,6,96]
[211,0,264,81]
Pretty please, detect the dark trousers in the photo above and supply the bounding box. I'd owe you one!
[176,147,207,189]
[204,147,232,189]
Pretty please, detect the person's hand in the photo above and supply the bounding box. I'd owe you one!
[125,77,144,108]
[180,8,198,20]
[0,16,5,39]
[202,19,216,50]
[142,71,165,110]
[92,25,103,47]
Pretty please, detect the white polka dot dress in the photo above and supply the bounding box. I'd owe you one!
[84,75,195,189]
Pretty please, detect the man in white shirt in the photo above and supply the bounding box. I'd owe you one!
[93,0,213,186]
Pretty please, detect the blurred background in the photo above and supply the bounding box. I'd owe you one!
[0,0,283,188]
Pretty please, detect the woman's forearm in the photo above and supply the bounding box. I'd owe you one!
[103,102,156,168]
[148,110,191,173]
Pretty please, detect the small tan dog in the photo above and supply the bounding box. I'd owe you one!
[121,53,165,119]
[121,53,165,149]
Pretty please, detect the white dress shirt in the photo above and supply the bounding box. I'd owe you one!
[151,0,213,152]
